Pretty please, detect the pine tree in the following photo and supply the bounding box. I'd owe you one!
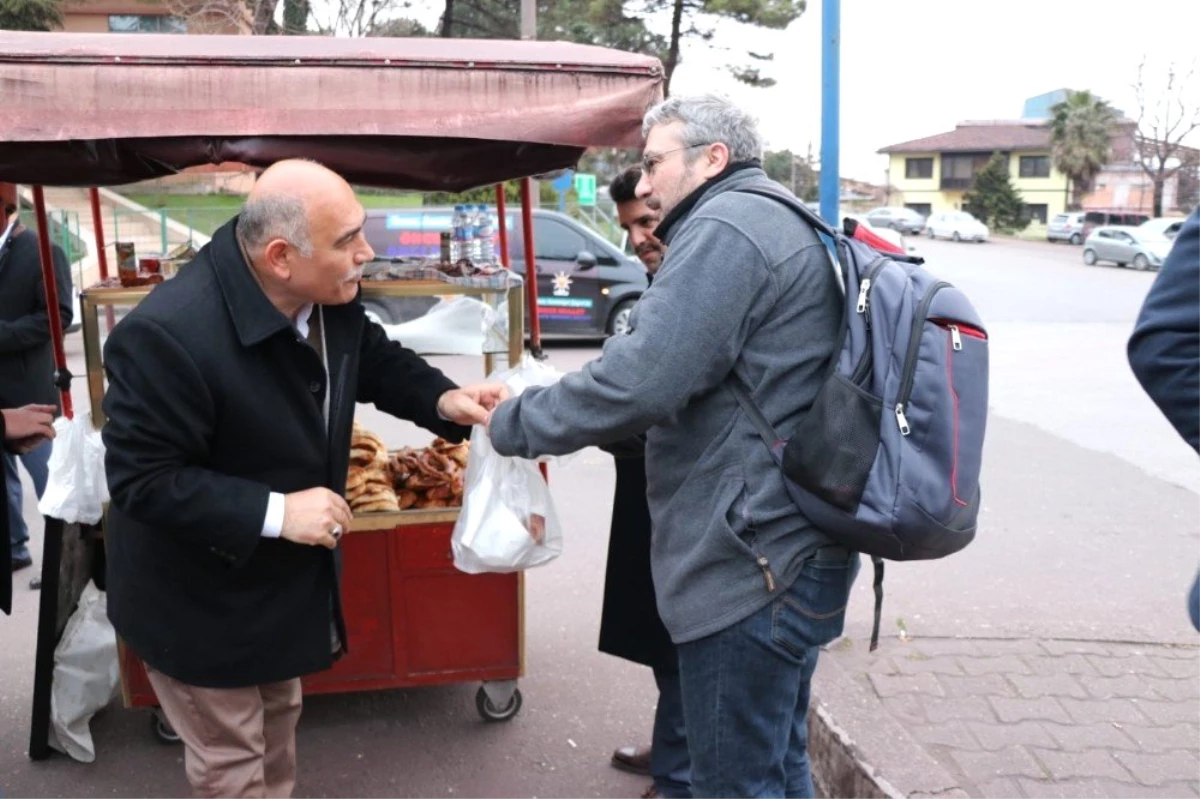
[963,152,1027,232]
[0,0,63,31]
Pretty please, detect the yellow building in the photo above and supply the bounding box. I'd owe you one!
[60,0,245,35]
[879,121,1069,225]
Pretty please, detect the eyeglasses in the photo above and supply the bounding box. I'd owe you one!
[641,143,710,177]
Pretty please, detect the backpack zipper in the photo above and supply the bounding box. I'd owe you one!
[894,281,951,436]
[854,258,890,315]
[850,260,892,385]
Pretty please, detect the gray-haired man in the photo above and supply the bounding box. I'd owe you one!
[487,95,858,797]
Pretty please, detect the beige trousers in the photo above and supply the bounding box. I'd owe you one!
[146,667,303,799]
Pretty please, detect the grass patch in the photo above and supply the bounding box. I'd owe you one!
[121,191,424,236]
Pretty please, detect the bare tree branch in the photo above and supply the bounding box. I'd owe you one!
[1132,57,1200,215]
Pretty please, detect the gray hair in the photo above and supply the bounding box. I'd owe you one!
[641,94,763,164]
[236,193,313,257]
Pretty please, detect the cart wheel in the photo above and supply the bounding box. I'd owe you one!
[475,685,522,722]
[151,710,182,745]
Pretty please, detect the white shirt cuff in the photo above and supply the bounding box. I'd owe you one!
[262,492,285,538]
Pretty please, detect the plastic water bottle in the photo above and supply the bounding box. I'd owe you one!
[450,205,470,263]
[475,204,495,264]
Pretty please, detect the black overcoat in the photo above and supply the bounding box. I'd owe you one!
[102,219,467,688]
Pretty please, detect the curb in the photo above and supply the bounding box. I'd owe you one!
[808,642,969,799]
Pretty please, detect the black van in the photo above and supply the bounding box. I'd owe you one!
[361,208,649,339]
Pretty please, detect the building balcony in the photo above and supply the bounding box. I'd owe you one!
[940,177,973,190]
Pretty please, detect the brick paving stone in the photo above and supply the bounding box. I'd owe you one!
[1009,673,1089,699]
[974,777,1025,797]
[1041,641,1112,656]
[1016,778,1196,798]
[1079,674,1164,700]
[880,693,927,725]
[868,672,945,698]
[959,655,1034,676]
[1119,723,1200,753]
[950,746,1047,780]
[973,639,1045,657]
[937,673,1017,699]
[924,696,1000,724]
[1030,748,1132,781]
[1022,654,1100,677]
[1042,721,1139,752]
[966,720,1057,752]
[1086,654,1167,678]
[1144,676,1200,702]
[1150,655,1200,679]
[1136,699,1200,726]
[1058,697,1151,726]
[908,721,980,749]
[990,696,1072,724]
[892,653,965,676]
[1112,750,1200,786]
[907,638,985,657]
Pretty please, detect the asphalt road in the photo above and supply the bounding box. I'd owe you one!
[1,234,1195,797]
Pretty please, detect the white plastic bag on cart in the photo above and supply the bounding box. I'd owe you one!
[38,412,109,525]
[47,581,119,763]
[383,296,488,356]
[451,356,567,573]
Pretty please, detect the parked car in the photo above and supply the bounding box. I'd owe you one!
[1081,225,1173,271]
[925,211,989,242]
[844,214,909,252]
[362,207,649,338]
[865,206,927,235]
[1136,216,1187,241]
[1081,209,1150,241]
[1047,212,1086,245]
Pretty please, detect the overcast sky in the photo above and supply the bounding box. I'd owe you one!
[404,0,1200,183]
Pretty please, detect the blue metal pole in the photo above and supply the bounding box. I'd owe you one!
[819,0,840,228]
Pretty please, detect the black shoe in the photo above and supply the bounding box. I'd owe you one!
[29,575,41,590]
[11,555,32,572]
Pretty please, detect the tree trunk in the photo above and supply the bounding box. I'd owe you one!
[663,0,685,97]
[252,0,279,33]
[1153,175,1165,217]
[441,0,454,36]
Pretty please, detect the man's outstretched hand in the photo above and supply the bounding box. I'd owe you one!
[437,383,511,426]
[2,404,57,453]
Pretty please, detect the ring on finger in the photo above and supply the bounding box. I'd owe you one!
[330,523,343,541]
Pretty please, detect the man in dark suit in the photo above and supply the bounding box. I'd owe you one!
[102,159,507,798]
[1128,206,1200,630]
[0,190,74,574]
[601,167,689,799]
[0,403,56,615]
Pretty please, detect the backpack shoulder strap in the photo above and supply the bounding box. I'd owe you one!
[732,186,841,240]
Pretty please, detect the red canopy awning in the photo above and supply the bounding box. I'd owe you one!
[0,32,663,189]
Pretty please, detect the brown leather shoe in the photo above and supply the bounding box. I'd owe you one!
[611,744,652,776]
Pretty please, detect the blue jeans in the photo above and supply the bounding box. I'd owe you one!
[651,665,691,798]
[6,440,51,561]
[677,548,859,798]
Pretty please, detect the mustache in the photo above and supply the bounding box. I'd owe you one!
[645,197,662,211]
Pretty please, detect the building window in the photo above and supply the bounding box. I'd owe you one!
[1019,155,1051,178]
[905,203,932,218]
[1023,204,1049,225]
[108,15,187,33]
[940,153,994,189]
[905,158,933,179]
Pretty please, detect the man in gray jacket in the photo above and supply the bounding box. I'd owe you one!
[488,95,858,798]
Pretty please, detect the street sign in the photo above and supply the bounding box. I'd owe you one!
[551,171,575,193]
[574,173,597,206]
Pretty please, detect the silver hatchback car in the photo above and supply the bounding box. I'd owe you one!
[1047,212,1086,244]
[1082,226,1174,271]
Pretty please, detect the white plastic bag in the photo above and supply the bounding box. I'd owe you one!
[47,581,119,763]
[38,412,109,525]
[383,296,488,355]
[451,356,567,573]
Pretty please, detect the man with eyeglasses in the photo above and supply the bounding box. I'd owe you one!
[487,95,855,797]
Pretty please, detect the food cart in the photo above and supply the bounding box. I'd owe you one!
[0,31,662,757]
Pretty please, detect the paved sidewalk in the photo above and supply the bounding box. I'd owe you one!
[810,635,1200,798]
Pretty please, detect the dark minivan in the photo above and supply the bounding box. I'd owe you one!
[361,208,649,339]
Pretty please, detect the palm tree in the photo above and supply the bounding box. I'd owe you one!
[1050,91,1117,210]
[0,0,64,30]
